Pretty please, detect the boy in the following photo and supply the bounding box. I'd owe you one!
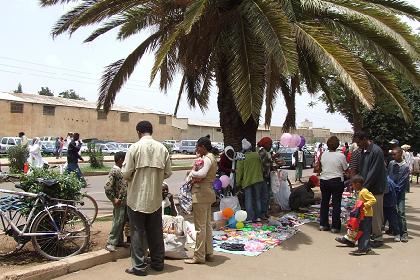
[162,181,177,216]
[336,175,376,255]
[105,152,128,252]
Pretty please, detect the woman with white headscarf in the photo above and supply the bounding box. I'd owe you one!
[28,138,45,168]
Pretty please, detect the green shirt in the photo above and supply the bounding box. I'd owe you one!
[236,151,264,189]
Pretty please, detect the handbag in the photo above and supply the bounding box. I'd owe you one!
[178,182,192,214]
[219,194,241,212]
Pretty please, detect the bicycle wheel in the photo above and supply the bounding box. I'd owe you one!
[0,211,26,256]
[31,206,90,260]
[76,194,98,224]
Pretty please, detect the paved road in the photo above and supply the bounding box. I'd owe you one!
[54,184,420,280]
[0,168,313,217]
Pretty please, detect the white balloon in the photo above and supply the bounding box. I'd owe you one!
[235,210,247,222]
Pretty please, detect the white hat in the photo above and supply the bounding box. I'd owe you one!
[242,138,252,151]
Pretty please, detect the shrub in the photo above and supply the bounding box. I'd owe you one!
[87,143,104,168]
[19,168,84,215]
[7,144,29,173]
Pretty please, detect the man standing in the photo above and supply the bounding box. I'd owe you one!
[122,121,172,276]
[388,147,410,242]
[353,131,386,247]
[66,133,84,180]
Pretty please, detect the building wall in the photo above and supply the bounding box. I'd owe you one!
[0,100,173,142]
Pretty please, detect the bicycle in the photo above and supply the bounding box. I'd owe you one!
[0,174,90,260]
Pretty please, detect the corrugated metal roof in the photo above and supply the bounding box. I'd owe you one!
[0,91,170,115]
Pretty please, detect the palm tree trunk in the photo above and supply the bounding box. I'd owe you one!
[216,59,259,151]
[350,96,363,132]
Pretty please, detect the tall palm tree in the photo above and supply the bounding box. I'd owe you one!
[40,0,420,149]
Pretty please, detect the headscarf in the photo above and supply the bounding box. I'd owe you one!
[308,175,320,187]
[257,137,272,148]
[242,138,252,151]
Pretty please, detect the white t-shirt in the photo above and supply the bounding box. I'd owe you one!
[320,151,348,181]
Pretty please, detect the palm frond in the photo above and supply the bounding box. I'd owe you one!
[225,17,266,123]
[240,0,298,75]
[296,22,375,108]
[117,6,157,40]
[84,17,125,42]
[150,0,209,84]
[173,75,186,117]
[280,76,296,131]
[363,61,413,122]
[97,31,161,112]
[39,0,78,6]
[367,0,420,21]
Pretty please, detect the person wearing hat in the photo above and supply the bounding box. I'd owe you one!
[289,175,320,211]
[257,136,273,219]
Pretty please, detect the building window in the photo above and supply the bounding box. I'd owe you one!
[120,112,129,122]
[216,128,222,132]
[10,102,23,113]
[43,105,55,116]
[97,110,107,120]
[159,116,166,125]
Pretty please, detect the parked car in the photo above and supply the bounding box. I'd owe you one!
[211,142,224,154]
[95,143,120,155]
[164,142,180,154]
[179,140,198,154]
[120,143,133,151]
[0,137,22,154]
[275,146,315,168]
[163,140,179,146]
[39,136,56,142]
[40,141,56,155]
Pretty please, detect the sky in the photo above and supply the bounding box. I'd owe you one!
[0,0,419,132]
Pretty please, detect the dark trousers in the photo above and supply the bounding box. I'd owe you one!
[128,207,164,272]
[260,179,270,216]
[358,217,372,251]
[396,191,407,237]
[320,178,344,230]
[383,206,398,234]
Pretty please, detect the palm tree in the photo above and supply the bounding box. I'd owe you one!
[40,0,420,149]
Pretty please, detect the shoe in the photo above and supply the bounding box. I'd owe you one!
[331,228,341,234]
[350,249,370,256]
[401,235,409,243]
[184,258,205,264]
[125,268,147,276]
[370,240,384,248]
[205,254,215,262]
[105,244,116,252]
[126,237,131,243]
[335,236,356,247]
[394,235,401,242]
[319,226,331,231]
[385,229,394,235]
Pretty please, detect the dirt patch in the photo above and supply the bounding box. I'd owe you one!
[0,218,112,275]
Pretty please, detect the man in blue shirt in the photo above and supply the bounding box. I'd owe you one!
[388,147,410,242]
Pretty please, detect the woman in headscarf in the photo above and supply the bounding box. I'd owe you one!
[28,137,45,168]
[236,138,265,222]
[184,137,218,264]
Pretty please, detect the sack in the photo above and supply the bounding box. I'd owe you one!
[219,195,240,212]
[271,170,290,210]
[164,233,187,259]
[162,215,184,236]
[183,221,196,244]
[178,182,192,214]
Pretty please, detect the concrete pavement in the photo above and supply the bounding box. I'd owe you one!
[51,186,420,280]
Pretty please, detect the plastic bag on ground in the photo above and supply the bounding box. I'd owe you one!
[164,233,188,259]
[219,195,241,212]
[271,170,291,210]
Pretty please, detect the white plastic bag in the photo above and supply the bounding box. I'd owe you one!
[219,195,240,212]
[164,233,187,259]
[272,170,291,210]
[162,215,184,236]
[183,221,196,244]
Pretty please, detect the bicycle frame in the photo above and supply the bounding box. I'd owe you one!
[0,188,61,237]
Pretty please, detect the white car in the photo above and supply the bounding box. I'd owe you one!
[0,137,22,154]
[95,143,120,155]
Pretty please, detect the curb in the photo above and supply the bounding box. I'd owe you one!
[0,248,130,280]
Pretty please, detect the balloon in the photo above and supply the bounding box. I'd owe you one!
[298,136,306,148]
[280,133,292,147]
[213,179,222,191]
[219,175,231,189]
[234,210,247,222]
[222,207,234,219]
[228,216,237,228]
[236,222,244,229]
[288,134,300,148]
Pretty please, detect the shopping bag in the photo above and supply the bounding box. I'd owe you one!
[164,233,188,259]
[219,194,240,212]
[272,170,291,210]
[270,171,280,194]
[178,182,192,214]
[162,215,185,236]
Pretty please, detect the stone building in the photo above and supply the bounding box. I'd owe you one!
[0,92,353,144]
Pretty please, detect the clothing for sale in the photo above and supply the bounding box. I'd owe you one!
[219,243,245,251]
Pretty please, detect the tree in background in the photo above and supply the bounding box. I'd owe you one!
[58,89,86,101]
[40,0,420,150]
[38,87,54,96]
[13,83,23,93]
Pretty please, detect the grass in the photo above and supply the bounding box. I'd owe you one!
[81,165,111,173]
